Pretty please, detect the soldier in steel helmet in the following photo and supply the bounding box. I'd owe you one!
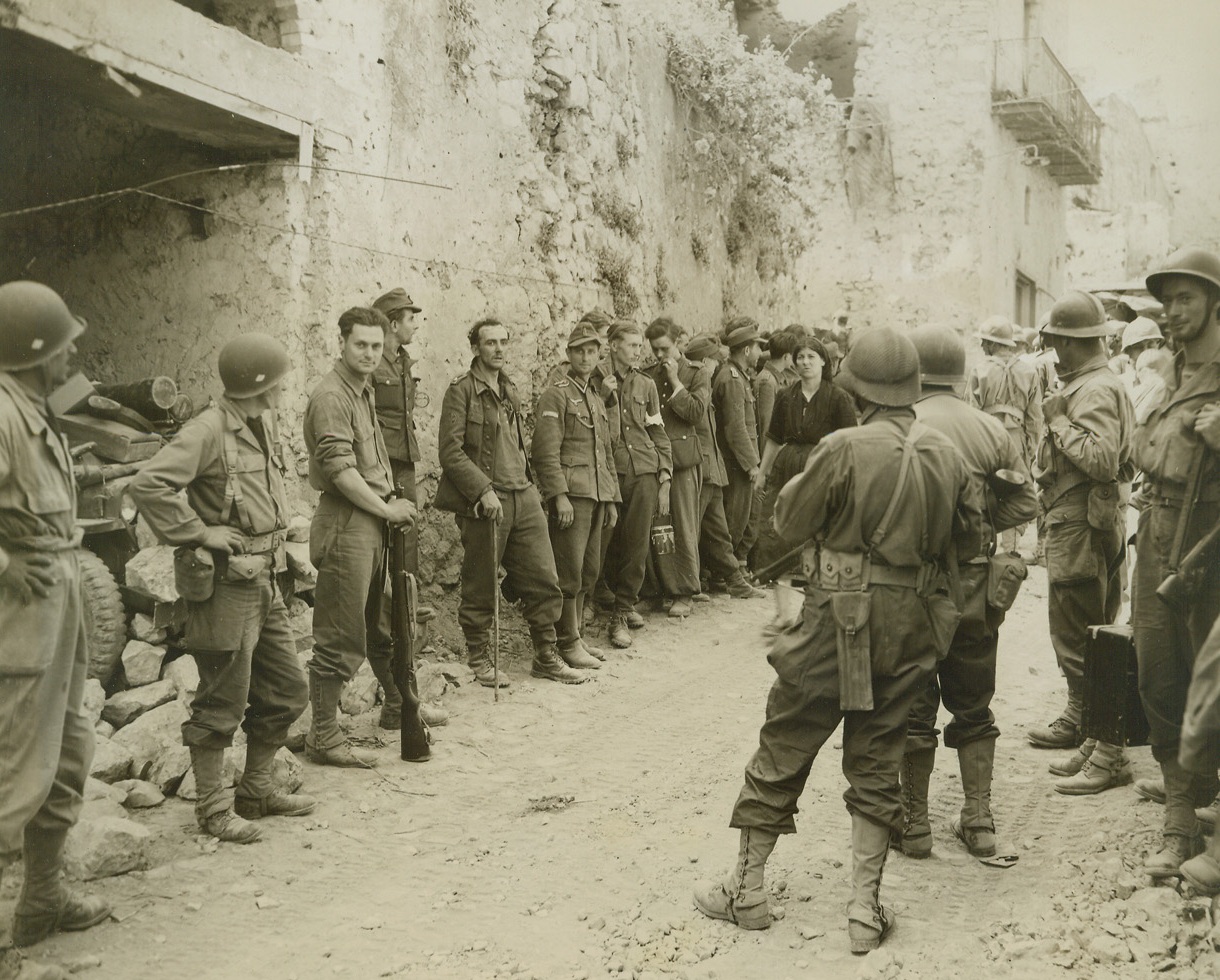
[967,315,1043,554]
[1027,291,1135,790]
[131,333,315,842]
[896,325,1036,861]
[694,327,981,954]
[0,281,111,948]
[1133,247,1220,879]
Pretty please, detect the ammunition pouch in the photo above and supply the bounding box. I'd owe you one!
[218,553,273,583]
[986,552,1028,612]
[1086,482,1122,531]
[830,591,873,711]
[173,546,215,602]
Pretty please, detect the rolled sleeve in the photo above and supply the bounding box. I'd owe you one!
[307,391,360,483]
[129,419,217,545]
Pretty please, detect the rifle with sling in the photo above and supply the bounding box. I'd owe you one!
[390,484,431,762]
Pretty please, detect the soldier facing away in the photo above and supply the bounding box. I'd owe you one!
[694,327,981,954]
[0,282,110,948]
[131,333,315,842]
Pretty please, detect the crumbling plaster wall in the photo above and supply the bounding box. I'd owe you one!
[2,0,843,583]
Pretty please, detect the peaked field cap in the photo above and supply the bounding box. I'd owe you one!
[685,333,722,360]
[608,319,642,341]
[373,287,422,315]
[578,308,615,330]
[838,327,921,406]
[566,322,602,349]
[721,316,760,349]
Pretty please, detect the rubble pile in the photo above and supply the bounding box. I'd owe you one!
[986,829,1220,978]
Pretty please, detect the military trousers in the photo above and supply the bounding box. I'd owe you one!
[0,550,92,864]
[1046,515,1124,712]
[723,463,754,563]
[308,493,388,683]
[458,485,561,650]
[1181,612,1220,774]
[907,564,1003,752]
[181,572,307,751]
[647,466,701,599]
[603,470,659,612]
[549,497,611,647]
[731,585,951,833]
[1133,502,1220,762]
[697,483,743,585]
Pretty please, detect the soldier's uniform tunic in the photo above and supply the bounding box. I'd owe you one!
[1133,352,1220,765]
[435,364,562,650]
[371,343,422,571]
[644,357,708,599]
[908,391,1037,752]
[531,368,620,649]
[690,366,750,589]
[713,362,760,563]
[601,368,672,613]
[731,408,980,834]
[1035,354,1134,722]
[0,374,91,862]
[131,400,304,785]
[968,353,1043,466]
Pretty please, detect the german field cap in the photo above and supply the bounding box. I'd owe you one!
[721,316,759,350]
[373,287,422,316]
[566,322,602,349]
[578,308,615,331]
[608,319,642,342]
[837,327,921,406]
[685,333,722,361]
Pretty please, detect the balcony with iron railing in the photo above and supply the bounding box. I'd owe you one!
[992,38,1102,186]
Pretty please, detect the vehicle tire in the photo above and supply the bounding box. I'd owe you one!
[79,548,127,683]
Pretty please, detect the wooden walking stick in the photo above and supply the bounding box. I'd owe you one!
[491,515,501,702]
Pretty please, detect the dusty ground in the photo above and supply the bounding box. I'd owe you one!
[4,549,1219,980]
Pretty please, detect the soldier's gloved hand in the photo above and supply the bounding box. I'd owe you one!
[604,503,618,530]
[1042,393,1068,424]
[657,480,671,517]
[1194,403,1220,451]
[385,498,416,526]
[198,526,246,555]
[553,493,574,529]
[0,552,57,603]
[476,488,503,522]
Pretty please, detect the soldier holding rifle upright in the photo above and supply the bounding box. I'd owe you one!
[303,307,417,769]
[695,328,980,954]
[132,333,315,840]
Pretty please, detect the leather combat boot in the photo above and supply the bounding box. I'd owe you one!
[693,828,778,930]
[1181,830,1220,895]
[1197,793,1219,834]
[953,738,997,858]
[1054,740,1131,796]
[557,641,602,670]
[573,637,607,662]
[235,740,317,820]
[1027,715,1080,749]
[468,645,511,689]
[608,614,632,649]
[727,575,766,600]
[1049,739,1095,778]
[190,746,263,842]
[420,702,449,727]
[1145,758,1203,880]
[305,675,379,768]
[531,644,592,684]
[893,747,935,858]
[1129,778,1218,807]
[11,827,111,948]
[668,598,694,619]
[625,609,645,629]
[847,815,896,954]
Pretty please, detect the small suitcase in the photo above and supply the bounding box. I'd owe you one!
[1081,624,1150,747]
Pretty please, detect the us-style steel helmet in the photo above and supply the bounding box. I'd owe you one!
[1120,316,1163,351]
[838,327,921,406]
[0,281,85,371]
[976,315,1016,347]
[218,333,291,398]
[911,325,966,386]
[1041,291,1110,338]
[1145,247,1220,303]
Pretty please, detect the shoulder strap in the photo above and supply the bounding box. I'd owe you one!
[868,422,927,554]
[219,425,255,532]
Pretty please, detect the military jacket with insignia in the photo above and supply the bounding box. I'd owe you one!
[713,360,760,473]
[531,368,620,503]
[371,345,420,464]
[1135,352,1220,505]
[609,367,672,479]
[644,357,708,471]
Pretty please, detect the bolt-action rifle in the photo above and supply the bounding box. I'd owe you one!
[390,486,431,762]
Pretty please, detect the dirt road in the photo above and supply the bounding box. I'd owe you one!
[5,561,1218,979]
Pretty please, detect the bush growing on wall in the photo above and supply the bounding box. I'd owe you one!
[652,0,838,276]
